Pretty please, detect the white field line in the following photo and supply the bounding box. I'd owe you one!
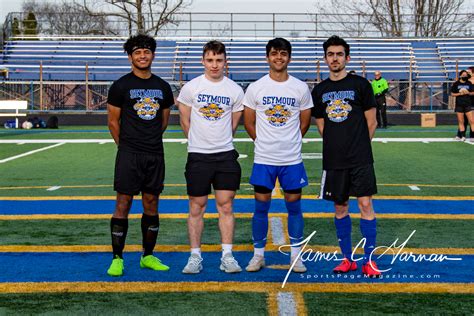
[409,185,421,191]
[46,186,61,191]
[270,217,286,246]
[0,143,65,163]
[0,138,466,144]
[277,292,298,316]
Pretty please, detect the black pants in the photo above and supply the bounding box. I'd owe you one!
[375,95,387,128]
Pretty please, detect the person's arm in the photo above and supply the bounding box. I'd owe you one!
[107,104,121,145]
[315,118,324,137]
[178,102,191,138]
[365,107,377,140]
[244,107,257,141]
[161,108,171,132]
[232,110,243,136]
[381,79,389,95]
[300,108,312,137]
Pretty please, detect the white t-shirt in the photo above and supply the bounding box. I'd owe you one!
[243,74,313,165]
[177,75,244,153]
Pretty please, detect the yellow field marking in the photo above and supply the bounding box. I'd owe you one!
[267,265,291,270]
[1,244,472,255]
[294,291,308,316]
[307,183,474,188]
[280,215,290,244]
[1,183,472,191]
[0,282,472,294]
[273,180,283,198]
[266,292,279,316]
[0,195,473,201]
[267,217,274,245]
[1,213,472,221]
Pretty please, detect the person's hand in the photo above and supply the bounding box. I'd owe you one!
[460,88,469,95]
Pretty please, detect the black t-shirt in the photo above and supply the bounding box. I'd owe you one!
[311,74,376,170]
[108,72,174,154]
[451,80,473,107]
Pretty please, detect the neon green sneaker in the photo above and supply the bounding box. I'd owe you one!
[140,255,170,271]
[107,256,124,277]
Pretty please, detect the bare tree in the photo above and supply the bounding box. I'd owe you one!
[83,0,191,36]
[22,0,118,35]
[313,0,471,37]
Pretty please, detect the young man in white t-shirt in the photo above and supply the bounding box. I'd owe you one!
[177,41,245,274]
[243,38,313,272]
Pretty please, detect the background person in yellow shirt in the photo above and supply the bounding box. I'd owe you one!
[371,71,389,128]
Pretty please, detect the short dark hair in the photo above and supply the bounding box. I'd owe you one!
[266,38,292,57]
[203,40,226,58]
[323,35,350,57]
[123,34,156,55]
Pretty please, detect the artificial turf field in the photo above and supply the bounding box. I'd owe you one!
[0,125,472,315]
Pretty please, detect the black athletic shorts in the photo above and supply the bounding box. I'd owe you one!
[185,149,241,196]
[320,164,377,204]
[114,150,165,196]
[455,104,472,113]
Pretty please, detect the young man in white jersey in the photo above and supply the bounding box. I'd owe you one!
[178,40,244,274]
[243,38,313,272]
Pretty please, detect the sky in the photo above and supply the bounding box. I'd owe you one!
[0,0,318,24]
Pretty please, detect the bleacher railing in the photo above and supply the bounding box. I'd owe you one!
[4,11,474,39]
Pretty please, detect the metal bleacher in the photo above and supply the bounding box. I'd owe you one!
[436,39,474,80]
[174,39,414,82]
[1,40,176,81]
[1,37,472,83]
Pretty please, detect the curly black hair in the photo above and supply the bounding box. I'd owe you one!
[123,34,156,55]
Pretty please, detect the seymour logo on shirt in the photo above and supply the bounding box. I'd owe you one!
[130,89,163,120]
[197,94,230,121]
[265,104,292,127]
[322,90,355,123]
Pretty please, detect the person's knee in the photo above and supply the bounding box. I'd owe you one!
[334,202,349,218]
[358,198,373,212]
[115,194,133,217]
[189,197,207,218]
[217,201,233,216]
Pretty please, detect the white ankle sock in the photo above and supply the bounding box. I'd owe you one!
[291,246,301,259]
[254,247,265,257]
[191,248,201,257]
[222,244,233,256]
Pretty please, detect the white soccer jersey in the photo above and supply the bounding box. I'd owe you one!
[243,74,313,165]
[177,75,244,153]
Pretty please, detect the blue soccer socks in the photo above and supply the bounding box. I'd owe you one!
[360,218,377,264]
[286,200,304,247]
[335,215,353,261]
[252,200,271,249]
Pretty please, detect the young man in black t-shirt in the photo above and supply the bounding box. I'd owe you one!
[312,36,380,277]
[106,34,174,277]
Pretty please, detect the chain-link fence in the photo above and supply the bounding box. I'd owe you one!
[0,80,457,113]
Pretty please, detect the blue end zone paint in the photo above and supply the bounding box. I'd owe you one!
[0,199,473,215]
[0,252,471,283]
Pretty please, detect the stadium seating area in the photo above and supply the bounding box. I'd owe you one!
[1,37,473,82]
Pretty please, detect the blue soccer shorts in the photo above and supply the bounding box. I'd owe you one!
[249,162,308,191]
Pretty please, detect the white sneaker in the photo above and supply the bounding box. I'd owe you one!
[245,254,265,272]
[455,136,466,141]
[182,253,203,274]
[291,256,307,273]
[220,253,242,273]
